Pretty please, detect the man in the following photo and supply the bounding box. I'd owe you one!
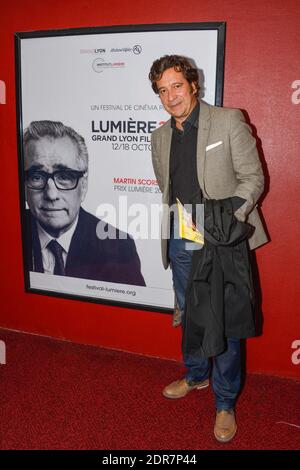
[23,120,145,286]
[149,55,267,442]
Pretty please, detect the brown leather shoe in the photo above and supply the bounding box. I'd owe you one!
[162,378,209,399]
[214,409,237,443]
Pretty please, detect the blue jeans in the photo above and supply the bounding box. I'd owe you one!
[168,228,241,411]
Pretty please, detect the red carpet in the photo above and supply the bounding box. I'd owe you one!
[0,328,299,450]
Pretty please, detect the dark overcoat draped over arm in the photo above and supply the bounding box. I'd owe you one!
[182,197,256,359]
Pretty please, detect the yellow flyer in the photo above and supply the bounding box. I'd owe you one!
[176,198,204,245]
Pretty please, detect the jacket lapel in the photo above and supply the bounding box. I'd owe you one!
[197,100,211,196]
[30,215,44,273]
[160,121,172,198]
[65,207,86,273]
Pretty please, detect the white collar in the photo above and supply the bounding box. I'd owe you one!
[37,216,79,253]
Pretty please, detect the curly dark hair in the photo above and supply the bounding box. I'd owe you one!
[149,55,200,97]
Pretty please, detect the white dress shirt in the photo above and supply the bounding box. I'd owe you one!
[37,217,79,274]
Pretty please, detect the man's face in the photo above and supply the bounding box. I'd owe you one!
[25,136,88,238]
[156,67,197,127]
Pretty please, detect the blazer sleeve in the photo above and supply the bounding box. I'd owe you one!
[229,109,264,221]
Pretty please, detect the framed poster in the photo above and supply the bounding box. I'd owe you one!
[15,22,225,311]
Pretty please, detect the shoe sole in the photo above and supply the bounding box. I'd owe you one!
[196,381,209,390]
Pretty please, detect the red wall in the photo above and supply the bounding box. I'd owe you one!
[0,0,299,378]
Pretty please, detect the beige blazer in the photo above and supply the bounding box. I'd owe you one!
[151,100,268,269]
